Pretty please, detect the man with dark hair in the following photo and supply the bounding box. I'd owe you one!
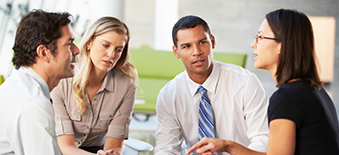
[155,15,269,154]
[0,9,79,154]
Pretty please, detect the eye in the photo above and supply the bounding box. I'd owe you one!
[116,48,123,53]
[66,43,72,48]
[200,41,207,44]
[102,44,109,48]
[182,45,190,49]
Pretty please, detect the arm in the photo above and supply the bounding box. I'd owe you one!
[266,119,296,155]
[57,134,95,155]
[186,119,295,155]
[154,88,184,154]
[104,78,136,154]
[242,74,269,151]
[104,137,124,155]
[186,137,265,155]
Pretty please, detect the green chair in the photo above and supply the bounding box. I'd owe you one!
[0,75,4,86]
[129,48,247,121]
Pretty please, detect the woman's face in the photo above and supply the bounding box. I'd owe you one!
[88,31,127,74]
[250,19,281,73]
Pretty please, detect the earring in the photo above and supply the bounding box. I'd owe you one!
[87,48,90,51]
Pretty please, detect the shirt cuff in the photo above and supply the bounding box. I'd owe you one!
[106,124,129,139]
[55,115,74,136]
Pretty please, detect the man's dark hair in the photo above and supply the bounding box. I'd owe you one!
[172,15,211,47]
[12,9,72,68]
[266,9,321,88]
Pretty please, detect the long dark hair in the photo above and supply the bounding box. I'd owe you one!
[266,9,322,88]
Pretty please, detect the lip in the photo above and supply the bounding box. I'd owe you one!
[253,52,258,60]
[192,58,205,66]
[103,60,113,65]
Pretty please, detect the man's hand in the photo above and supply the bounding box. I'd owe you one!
[186,137,229,155]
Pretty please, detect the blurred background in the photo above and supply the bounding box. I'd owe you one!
[1,0,338,154]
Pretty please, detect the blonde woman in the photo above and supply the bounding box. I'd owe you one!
[51,16,137,155]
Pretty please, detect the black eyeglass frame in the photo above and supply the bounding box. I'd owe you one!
[255,35,280,44]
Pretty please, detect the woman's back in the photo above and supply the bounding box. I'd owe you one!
[269,81,339,155]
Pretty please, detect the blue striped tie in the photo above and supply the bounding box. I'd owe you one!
[198,86,215,141]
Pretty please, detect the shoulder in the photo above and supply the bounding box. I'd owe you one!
[159,71,185,95]
[110,70,136,89]
[218,61,254,76]
[51,77,73,97]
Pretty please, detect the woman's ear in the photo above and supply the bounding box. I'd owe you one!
[277,42,281,55]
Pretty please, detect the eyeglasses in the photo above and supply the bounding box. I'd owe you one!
[255,35,280,44]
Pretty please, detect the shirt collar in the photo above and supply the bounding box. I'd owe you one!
[186,60,220,96]
[19,67,51,100]
[101,70,114,92]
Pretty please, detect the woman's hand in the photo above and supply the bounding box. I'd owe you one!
[96,149,114,155]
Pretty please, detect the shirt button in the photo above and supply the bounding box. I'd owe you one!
[86,126,89,129]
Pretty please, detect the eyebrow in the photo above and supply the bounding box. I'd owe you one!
[179,37,208,47]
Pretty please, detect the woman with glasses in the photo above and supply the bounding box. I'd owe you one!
[186,8,339,155]
[51,16,137,155]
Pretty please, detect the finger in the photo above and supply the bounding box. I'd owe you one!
[186,138,213,154]
[200,151,214,155]
[186,141,206,154]
[96,150,106,155]
[196,142,216,154]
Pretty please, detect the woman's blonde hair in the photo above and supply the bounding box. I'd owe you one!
[72,16,137,115]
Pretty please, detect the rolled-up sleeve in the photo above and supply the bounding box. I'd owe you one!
[106,80,136,139]
[154,88,183,155]
[242,73,269,152]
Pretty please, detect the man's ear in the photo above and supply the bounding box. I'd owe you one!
[210,34,216,49]
[172,45,180,59]
[36,45,51,62]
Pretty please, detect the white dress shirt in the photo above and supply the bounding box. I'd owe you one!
[0,67,61,155]
[155,61,269,155]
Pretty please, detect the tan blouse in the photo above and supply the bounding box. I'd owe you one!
[51,69,136,147]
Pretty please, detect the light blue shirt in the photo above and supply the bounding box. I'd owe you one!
[0,67,61,155]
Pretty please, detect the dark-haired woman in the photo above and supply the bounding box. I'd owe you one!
[186,8,339,155]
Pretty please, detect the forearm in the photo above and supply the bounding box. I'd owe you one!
[57,135,95,155]
[227,141,266,155]
[60,145,96,155]
[104,137,124,155]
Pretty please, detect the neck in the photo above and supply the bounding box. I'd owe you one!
[88,69,107,86]
[30,64,60,92]
[188,63,213,85]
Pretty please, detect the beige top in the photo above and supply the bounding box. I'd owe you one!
[51,69,136,147]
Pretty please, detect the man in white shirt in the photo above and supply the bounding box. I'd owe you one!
[0,10,79,154]
[155,15,269,155]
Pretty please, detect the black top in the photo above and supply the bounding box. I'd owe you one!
[269,81,339,155]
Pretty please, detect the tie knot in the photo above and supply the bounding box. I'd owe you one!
[198,86,206,95]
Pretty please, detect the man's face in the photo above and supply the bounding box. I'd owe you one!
[50,25,79,79]
[173,25,215,83]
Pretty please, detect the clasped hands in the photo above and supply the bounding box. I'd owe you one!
[96,149,114,155]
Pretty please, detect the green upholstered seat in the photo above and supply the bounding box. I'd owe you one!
[129,48,247,121]
[0,75,4,86]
